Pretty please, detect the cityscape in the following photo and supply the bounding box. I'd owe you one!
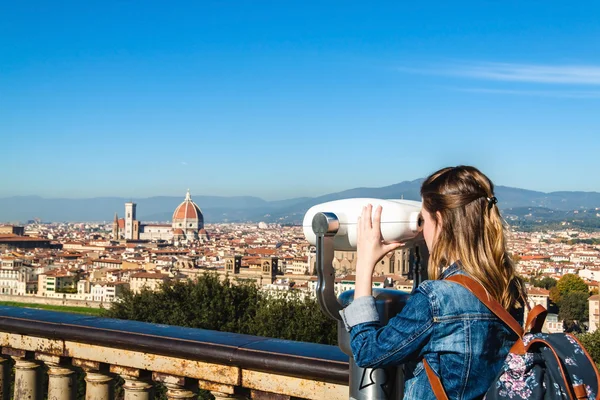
[3,1,600,399]
[2,190,600,335]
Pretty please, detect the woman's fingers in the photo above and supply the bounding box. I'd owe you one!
[382,241,405,253]
[365,204,373,230]
[372,205,382,234]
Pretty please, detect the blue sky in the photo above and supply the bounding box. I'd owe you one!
[1,1,599,200]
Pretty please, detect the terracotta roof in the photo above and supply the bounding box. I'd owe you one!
[521,255,549,261]
[173,203,200,220]
[131,272,170,280]
[527,287,550,296]
[172,191,202,221]
[0,235,51,242]
[247,248,277,256]
[94,259,122,264]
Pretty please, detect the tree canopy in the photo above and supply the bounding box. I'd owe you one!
[558,292,589,323]
[551,274,589,304]
[577,330,600,369]
[530,276,557,290]
[105,273,338,345]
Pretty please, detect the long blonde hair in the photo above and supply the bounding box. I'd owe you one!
[420,165,526,310]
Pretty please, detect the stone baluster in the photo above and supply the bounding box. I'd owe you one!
[73,359,114,400]
[110,366,152,400]
[152,373,196,400]
[0,355,10,400]
[198,380,247,400]
[2,348,41,400]
[36,353,76,400]
[249,390,289,400]
[211,392,248,400]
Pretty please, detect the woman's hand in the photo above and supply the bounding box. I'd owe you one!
[355,204,405,279]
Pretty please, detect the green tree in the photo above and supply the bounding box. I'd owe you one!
[249,291,337,345]
[557,292,589,323]
[549,286,562,304]
[105,273,338,345]
[577,329,600,369]
[107,274,261,334]
[540,277,557,290]
[556,274,588,297]
[530,277,557,290]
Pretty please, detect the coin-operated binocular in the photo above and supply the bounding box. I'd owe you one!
[303,198,429,400]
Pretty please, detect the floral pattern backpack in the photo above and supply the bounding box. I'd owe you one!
[424,275,600,400]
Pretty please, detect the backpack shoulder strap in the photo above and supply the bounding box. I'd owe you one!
[525,304,547,334]
[424,359,449,400]
[445,275,524,338]
[424,275,527,399]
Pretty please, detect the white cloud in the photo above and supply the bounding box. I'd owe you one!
[400,61,600,85]
[454,62,600,85]
[453,87,600,99]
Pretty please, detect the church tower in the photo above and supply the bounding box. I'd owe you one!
[125,202,137,240]
[112,213,119,239]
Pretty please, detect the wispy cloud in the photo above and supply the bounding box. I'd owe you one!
[452,87,600,99]
[181,161,188,166]
[453,62,600,85]
[401,61,600,85]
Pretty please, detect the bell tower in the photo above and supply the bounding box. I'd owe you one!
[112,213,119,239]
[125,202,137,240]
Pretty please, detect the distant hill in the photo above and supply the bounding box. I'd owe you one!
[1,182,599,223]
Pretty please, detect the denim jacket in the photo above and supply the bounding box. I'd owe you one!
[340,264,522,400]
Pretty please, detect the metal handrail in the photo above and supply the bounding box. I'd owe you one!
[0,306,349,384]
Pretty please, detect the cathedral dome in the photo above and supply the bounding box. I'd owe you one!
[172,190,204,241]
[172,190,203,221]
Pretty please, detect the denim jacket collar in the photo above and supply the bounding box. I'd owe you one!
[440,262,464,280]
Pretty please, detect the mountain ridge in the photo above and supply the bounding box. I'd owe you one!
[1,180,599,223]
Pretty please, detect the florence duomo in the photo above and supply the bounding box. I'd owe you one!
[112,190,208,243]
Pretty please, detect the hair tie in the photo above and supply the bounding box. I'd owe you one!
[487,196,498,206]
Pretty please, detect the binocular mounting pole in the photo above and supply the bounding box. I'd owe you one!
[312,212,343,321]
[312,212,410,400]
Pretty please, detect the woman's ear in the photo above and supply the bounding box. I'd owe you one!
[435,211,443,228]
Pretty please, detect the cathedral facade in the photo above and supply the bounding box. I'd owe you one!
[112,191,207,242]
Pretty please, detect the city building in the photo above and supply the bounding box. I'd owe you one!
[589,295,600,333]
[91,281,130,303]
[114,190,207,242]
[129,272,171,293]
[0,225,25,236]
[0,257,35,295]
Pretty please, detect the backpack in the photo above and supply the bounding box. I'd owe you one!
[423,275,600,400]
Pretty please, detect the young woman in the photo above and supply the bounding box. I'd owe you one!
[340,165,526,400]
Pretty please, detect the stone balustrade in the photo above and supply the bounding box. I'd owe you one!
[0,306,349,400]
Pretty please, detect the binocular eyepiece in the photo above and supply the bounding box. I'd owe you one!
[302,198,424,251]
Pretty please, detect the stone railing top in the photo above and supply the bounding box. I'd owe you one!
[0,306,348,384]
